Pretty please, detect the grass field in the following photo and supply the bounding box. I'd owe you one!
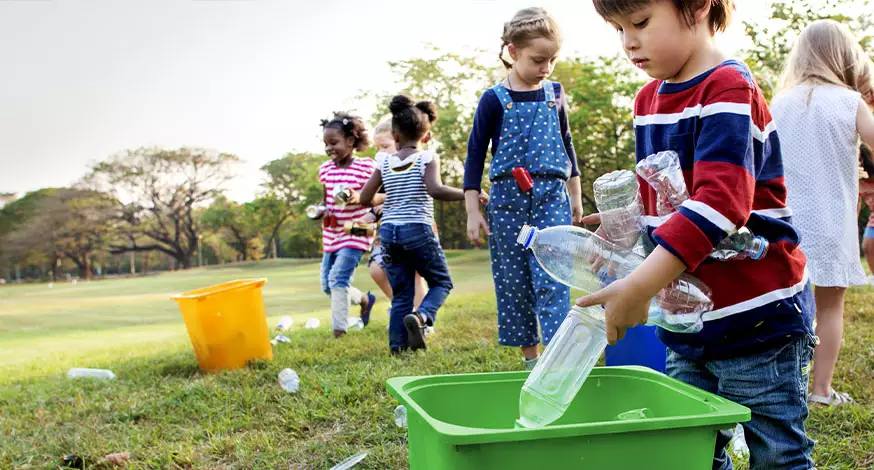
[1,251,873,469]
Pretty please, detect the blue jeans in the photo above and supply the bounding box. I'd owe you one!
[379,223,453,350]
[667,334,817,470]
[320,248,365,294]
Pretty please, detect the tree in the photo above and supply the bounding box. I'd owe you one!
[85,147,240,269]
[201,195,262,261]
[552,56,645,214]
[258,152,325,257]
[743,0,873,100]
[2,189,114,280]
[0,189,60,278]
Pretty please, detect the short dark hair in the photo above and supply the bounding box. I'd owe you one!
[592,0,734,33]
[388,95,438,142]
[320,112,370,152]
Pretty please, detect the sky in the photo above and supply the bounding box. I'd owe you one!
[0,0,769,202]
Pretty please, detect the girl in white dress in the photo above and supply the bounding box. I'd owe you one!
[772,19,874,406]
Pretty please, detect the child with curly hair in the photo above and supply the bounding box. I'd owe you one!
[318,112,383,337]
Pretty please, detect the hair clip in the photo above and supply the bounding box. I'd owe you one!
[342,118,349,125]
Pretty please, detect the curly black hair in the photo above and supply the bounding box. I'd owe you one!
[388,95,438,143]
[320,112,370,152]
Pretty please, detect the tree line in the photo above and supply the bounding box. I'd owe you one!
[0,0,868,282]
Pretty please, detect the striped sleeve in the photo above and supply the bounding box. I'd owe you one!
[653,86,757,270]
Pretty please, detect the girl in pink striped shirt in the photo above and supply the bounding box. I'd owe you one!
[318,113,384,337]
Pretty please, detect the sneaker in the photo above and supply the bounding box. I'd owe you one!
[404,313,427,351]
[360,291,375,327]
[524,357,539,371]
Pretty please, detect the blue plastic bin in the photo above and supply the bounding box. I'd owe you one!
[605,323,667,372]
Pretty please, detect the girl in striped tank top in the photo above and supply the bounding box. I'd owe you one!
[361,95,487,353]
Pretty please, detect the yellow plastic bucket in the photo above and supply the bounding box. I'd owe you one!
[171,279,272,372]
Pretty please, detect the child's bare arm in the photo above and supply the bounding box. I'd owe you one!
[858,99,874,149]
[423,154,465,201]
[566,175,584,224]
[358,171,383,206]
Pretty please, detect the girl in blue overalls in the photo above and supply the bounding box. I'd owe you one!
[463,7,584,370]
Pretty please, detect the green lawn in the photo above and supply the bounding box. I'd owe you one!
[1,252,872,469]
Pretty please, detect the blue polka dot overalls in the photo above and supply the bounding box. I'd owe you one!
[488,80,573,347]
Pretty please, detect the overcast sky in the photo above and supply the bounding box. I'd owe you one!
[0,0,769,201]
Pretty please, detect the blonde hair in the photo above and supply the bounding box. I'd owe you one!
[373,116,392,136]
[499,7,563,70]
[780,19,874,107]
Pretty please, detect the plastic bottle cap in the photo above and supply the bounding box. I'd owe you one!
[516,225,537,249]
[751,237,768,260]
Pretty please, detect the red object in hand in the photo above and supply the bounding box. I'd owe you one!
[513,167,534,192]
[322,215,340,228]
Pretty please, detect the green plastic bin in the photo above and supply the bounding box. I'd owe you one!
[386,366,750,469]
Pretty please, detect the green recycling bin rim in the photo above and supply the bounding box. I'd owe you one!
[387,365,751,447]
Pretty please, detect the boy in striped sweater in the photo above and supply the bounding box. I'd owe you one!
[579,1,816,468]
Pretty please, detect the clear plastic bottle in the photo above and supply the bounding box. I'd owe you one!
[278,368,300,393]
[516,305,608,428]
[67,368,116,380]
[593,170,644,250]
[712,227,769,261]
[517,224,712,333]
[637,151,769,261]
[305,204,326,219]
[332,183,352,208]
[393,405,407,428]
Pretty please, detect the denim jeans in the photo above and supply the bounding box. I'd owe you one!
[379,223,453,350]
[320,248,365,331]
[667,334,817,470]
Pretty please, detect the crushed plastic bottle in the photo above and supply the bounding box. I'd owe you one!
[270,334,291,345]
[276,316,293,331]
[393,405,407,428]
[332,184,352,208]
[306,203,326,219]
[278,368,300,393]
[329,451,368,470]
[711,226,769,261]
[635,150,690,216]
[67,368,116,380]
[517,224,712,333]
[729,424,750,459]
[305,318,321,329]
[348,317,365,331]
[637,151,769,261]
[593,170,645,249]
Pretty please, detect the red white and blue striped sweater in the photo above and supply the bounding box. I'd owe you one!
[634,60,813,359]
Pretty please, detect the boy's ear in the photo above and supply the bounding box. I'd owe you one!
[694,1,712,26]
[422,132,432,144]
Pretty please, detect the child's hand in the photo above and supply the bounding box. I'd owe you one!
[347,190,361,205]
[576,278,650,345]
[467,212,490,246]
[354,213,377,224]
[571,200,584,225]
[479,191,490,205]
[581,212,601,225]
